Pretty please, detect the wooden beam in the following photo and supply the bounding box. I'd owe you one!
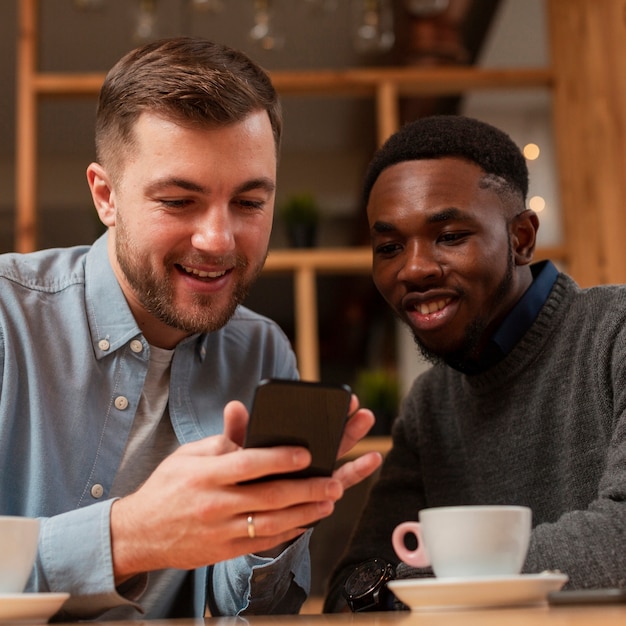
[547,0,626,286]
[15,0,38,253]
[30,66,553,98]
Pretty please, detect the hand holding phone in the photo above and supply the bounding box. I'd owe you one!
[243,379,352,481]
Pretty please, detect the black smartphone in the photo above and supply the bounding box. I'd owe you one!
[548,588,626,605]
[243,378,352,481]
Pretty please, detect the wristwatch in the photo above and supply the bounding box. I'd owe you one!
[342,558,396,612]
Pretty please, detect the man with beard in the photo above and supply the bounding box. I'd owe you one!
[324,115,626,612]
[0,38,382,620]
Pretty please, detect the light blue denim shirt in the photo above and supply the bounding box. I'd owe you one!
[0,234,311,619]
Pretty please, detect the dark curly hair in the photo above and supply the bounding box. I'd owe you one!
[362,115,528,207]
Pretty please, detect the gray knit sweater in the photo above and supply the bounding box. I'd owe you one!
[325,272,626,610]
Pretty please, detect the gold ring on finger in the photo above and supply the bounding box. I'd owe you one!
[247,514,256,539]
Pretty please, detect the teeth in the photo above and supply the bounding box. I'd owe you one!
[181,264,227,278]
[417,298,450,315]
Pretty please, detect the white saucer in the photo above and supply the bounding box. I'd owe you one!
[0,592,70,623]
[388,572,568,611]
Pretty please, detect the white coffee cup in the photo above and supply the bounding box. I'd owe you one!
[392,505,531,578]
[0,516,40,593]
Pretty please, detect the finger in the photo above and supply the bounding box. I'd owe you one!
[232,475,344,517]
[236,499,336,544]
[230,525,308,556]
[194,446,313,486]
[177,434,239,457]
[336,406,376,458]
[333,451,382,490]
[223,400,249,447]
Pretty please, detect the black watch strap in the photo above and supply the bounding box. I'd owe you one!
[342,558,396,612]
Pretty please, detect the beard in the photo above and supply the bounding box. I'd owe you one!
[411,239,516,370]
[114,217,265,335]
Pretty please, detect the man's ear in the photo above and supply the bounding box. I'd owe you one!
[511,209,539,266]
[87,162,116,228]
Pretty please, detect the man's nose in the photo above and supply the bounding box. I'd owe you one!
[397,240,443,285]
[190,206,235,254]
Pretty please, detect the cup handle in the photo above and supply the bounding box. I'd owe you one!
[392,521,430,568]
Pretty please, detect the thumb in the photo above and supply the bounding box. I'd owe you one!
[223,400,249,447]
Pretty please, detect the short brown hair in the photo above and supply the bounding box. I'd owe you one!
[95,37,282,178]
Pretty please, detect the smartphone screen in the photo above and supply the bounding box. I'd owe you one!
[243,378,352,480]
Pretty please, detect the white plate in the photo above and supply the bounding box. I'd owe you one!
[0,593,70,623]
[388,572,568,611]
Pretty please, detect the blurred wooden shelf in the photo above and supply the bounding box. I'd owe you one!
[264,247,372,273]
[346,436,392,460]
[30,66,552,97]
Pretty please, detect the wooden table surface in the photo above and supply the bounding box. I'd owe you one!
[73,605,626,626]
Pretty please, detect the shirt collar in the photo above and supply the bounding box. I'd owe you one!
[85,233,144,358]
[85,233,210,361]
[491,259,558,355]
[450,260,558,374]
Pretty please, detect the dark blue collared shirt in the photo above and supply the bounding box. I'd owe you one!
[454,260,559,374]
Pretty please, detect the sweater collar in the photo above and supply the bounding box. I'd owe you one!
[448,260,558,375]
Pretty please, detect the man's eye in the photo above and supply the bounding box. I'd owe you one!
[438,232,468,243]
[374,242,401,255]
[236,198,265,210]
[160,199,191,209]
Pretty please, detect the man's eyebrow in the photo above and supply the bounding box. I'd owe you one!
[372,221,395,234]
[145,177,276,196]
[146,178,205,194]
[234,177,276,195]
[372,208,469,233]
[427,207,467,223]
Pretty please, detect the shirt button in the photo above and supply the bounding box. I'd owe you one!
[98,339,110,351]
[91,484,104,499]
[130,340,143,353]
[114,396,129,410]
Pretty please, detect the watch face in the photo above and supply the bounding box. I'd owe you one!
[345,559,386,598]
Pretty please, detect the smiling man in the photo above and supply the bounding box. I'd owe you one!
[0,37,382,620]
[88,109,277,347]
[324,115,626,612]
[368,156,536,372]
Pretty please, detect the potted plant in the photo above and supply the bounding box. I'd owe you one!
[279,192,320,248]
[353,368,400,436]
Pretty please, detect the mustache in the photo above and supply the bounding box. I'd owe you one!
[167,254,249,270]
